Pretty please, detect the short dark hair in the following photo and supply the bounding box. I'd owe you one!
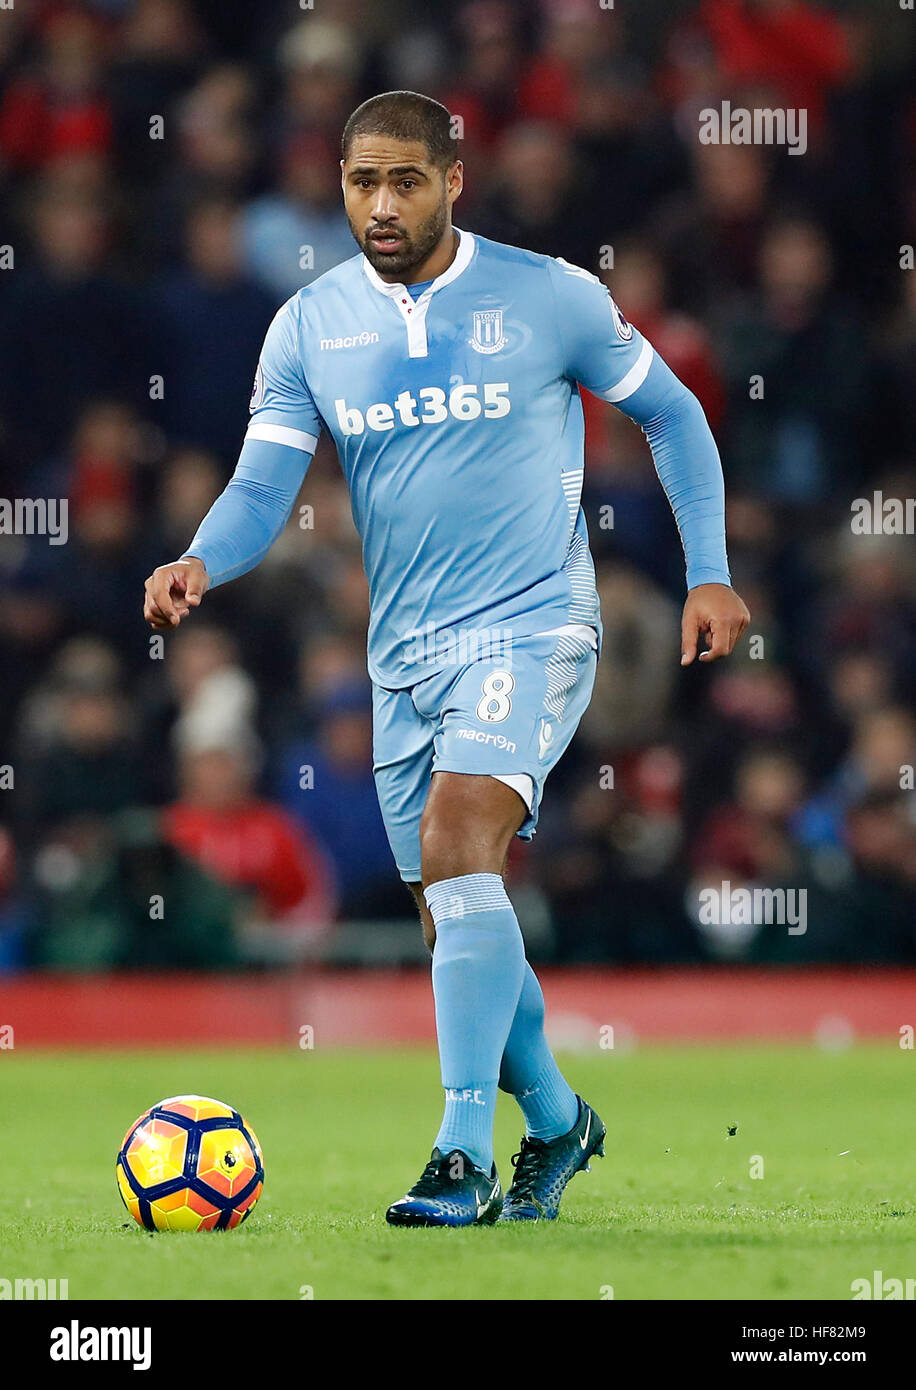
[341,91,458,170]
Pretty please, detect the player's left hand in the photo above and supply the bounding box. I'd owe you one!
[680,583,750,665]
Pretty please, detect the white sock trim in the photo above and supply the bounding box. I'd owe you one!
[424,873,512,924]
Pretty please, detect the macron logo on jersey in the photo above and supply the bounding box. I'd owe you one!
[335,382,511,437]
[320,331,380,351]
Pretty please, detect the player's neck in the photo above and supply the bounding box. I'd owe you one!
[378,227,459,287]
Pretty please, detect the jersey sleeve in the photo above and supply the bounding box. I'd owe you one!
[547,256,654,404]
[246,295,323,453]
[547,257,731,591]
[182,296,319,587]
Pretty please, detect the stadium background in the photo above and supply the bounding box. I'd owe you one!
[0,0,913,1030]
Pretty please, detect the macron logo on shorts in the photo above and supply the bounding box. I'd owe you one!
[455,729,517,754]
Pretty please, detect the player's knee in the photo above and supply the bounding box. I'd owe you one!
[419,804,496,885]
[419,824,486,888]
[420,771,526,887]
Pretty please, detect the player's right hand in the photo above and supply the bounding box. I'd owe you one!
[143,557,210,630]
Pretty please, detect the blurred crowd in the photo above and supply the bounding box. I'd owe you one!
[0,0,914,970]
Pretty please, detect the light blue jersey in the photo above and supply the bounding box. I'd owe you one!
[186,228,730,690]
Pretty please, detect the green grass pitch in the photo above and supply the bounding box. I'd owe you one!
[1,1044,913,1300]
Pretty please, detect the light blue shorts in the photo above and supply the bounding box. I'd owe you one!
[372,624,598,881]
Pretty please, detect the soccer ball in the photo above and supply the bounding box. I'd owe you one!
[116,1094,264,1231]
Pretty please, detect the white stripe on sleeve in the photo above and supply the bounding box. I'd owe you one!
[245,422,318,453]
[597,339,654,403]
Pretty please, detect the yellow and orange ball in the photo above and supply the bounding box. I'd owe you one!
[116,1095,264,1231]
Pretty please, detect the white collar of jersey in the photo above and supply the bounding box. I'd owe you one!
[360,227,475,300]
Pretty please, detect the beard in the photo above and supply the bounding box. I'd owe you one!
[351,196,451,278]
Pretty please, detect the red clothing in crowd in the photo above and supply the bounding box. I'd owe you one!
[162,800,334,925]
[516,57,577,128]
[0,78,112,170]
[700,0,851,133]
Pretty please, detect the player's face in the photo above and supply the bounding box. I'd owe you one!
[341,136,462,281]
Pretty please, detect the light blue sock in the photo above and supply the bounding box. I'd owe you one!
[426,873,526,1172]
[499,963,580,1140]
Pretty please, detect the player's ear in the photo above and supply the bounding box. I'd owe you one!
[447,159,463,205]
